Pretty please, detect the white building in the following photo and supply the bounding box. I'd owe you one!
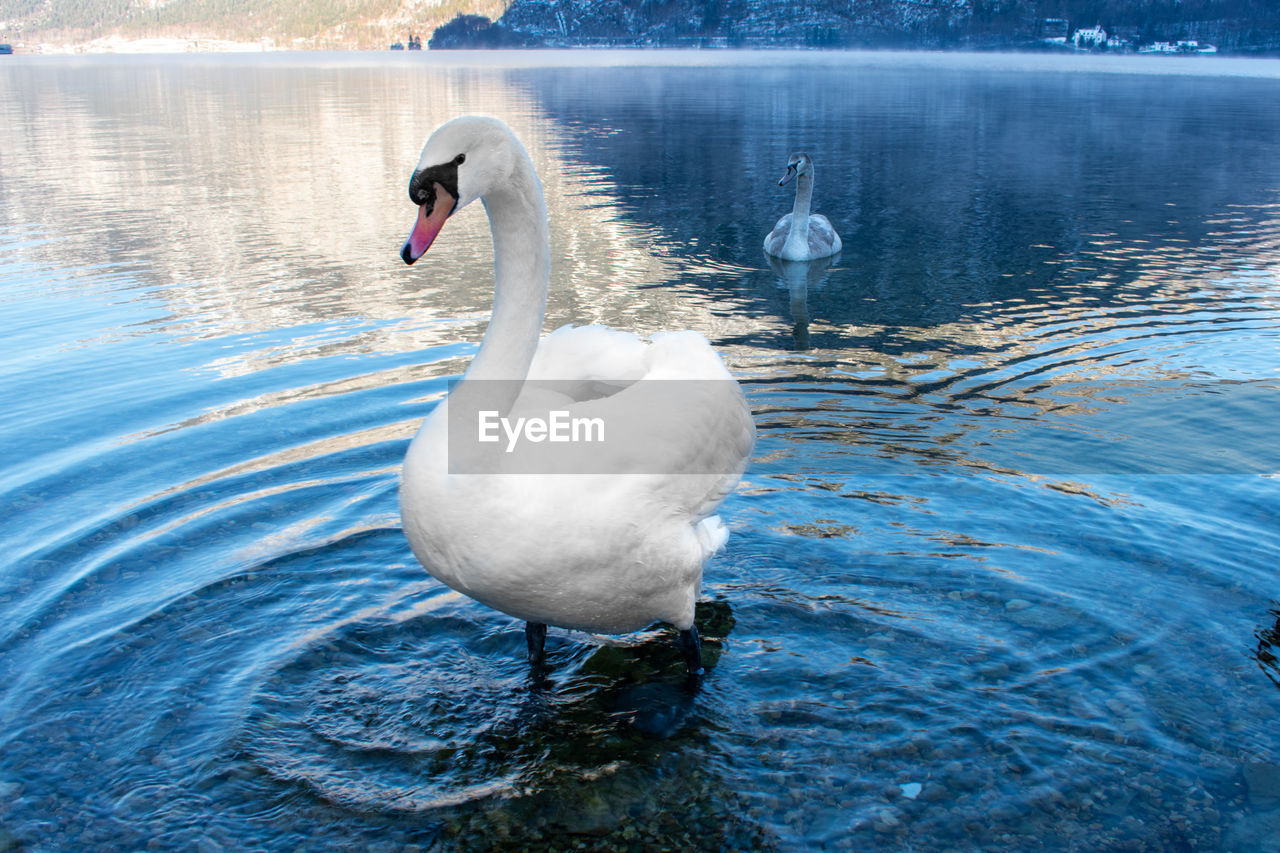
[1073,25,1107,48]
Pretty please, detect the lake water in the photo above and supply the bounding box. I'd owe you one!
[2,49,1280,851]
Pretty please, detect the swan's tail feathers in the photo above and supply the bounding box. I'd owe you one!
[695,515,730,559]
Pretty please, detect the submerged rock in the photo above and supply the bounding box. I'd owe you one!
[1244,761,1280,809]
[1225,805,1280,853]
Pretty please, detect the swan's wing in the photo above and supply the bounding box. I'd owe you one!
[561,331,754,517]
[763,213,793,255]
[522,328,754,517]
[527,324,648,402]
[529,324,648,380]
[808,212,839,245]
[647,332,755,522]
[808,214,843,255]
[682,402,755,524]
[809,214,839,238]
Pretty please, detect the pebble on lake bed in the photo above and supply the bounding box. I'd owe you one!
[872,808,901,832]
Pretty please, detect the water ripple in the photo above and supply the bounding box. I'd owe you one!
[4,54,1280,853]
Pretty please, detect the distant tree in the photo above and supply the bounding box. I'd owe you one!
[700,0,720,34]
[430,14,528,48]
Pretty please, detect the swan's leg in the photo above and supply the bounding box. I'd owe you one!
[678,625,704,676]
[526,622,547,667]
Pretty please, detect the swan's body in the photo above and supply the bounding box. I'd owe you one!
[763,153,842,261]
[397,116,754,673]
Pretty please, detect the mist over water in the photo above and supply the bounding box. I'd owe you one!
[2,51,1280,851]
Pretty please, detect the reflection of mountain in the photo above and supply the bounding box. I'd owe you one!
[5,55,1280,393]
[0,61,462,355]
[0,58,729,378]
[511,60,1280,340]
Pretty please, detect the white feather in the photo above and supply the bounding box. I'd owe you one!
[399,116,755,635]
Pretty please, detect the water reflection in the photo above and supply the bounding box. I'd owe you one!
[3,54,1280,853]
[1256,606,1280,689]
[516,63,1280,362]
[766,252,840,350]
[245,597,753,846]
[0,59,708,378]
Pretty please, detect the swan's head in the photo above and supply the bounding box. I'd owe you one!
[778,152,813,186]
[401,115,526,265]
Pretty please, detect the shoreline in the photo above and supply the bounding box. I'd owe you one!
[3,38,1278,65]
[26,35,281,54]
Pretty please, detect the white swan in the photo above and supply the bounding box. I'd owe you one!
[763,152,842,261]
[397,116,755,675]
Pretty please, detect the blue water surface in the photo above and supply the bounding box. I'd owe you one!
[2,50,1280,851]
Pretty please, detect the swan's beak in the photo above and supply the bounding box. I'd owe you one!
[401,181,455,265]
[778,164,797,187]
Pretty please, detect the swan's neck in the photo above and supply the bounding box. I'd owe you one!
[786,170,813,251]
[458,157,550,410]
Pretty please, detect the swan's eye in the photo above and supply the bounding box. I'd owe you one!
[453,154,466,166]
[408,155,464,208]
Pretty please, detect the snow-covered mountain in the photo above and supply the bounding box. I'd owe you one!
[430,0,1280,53]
